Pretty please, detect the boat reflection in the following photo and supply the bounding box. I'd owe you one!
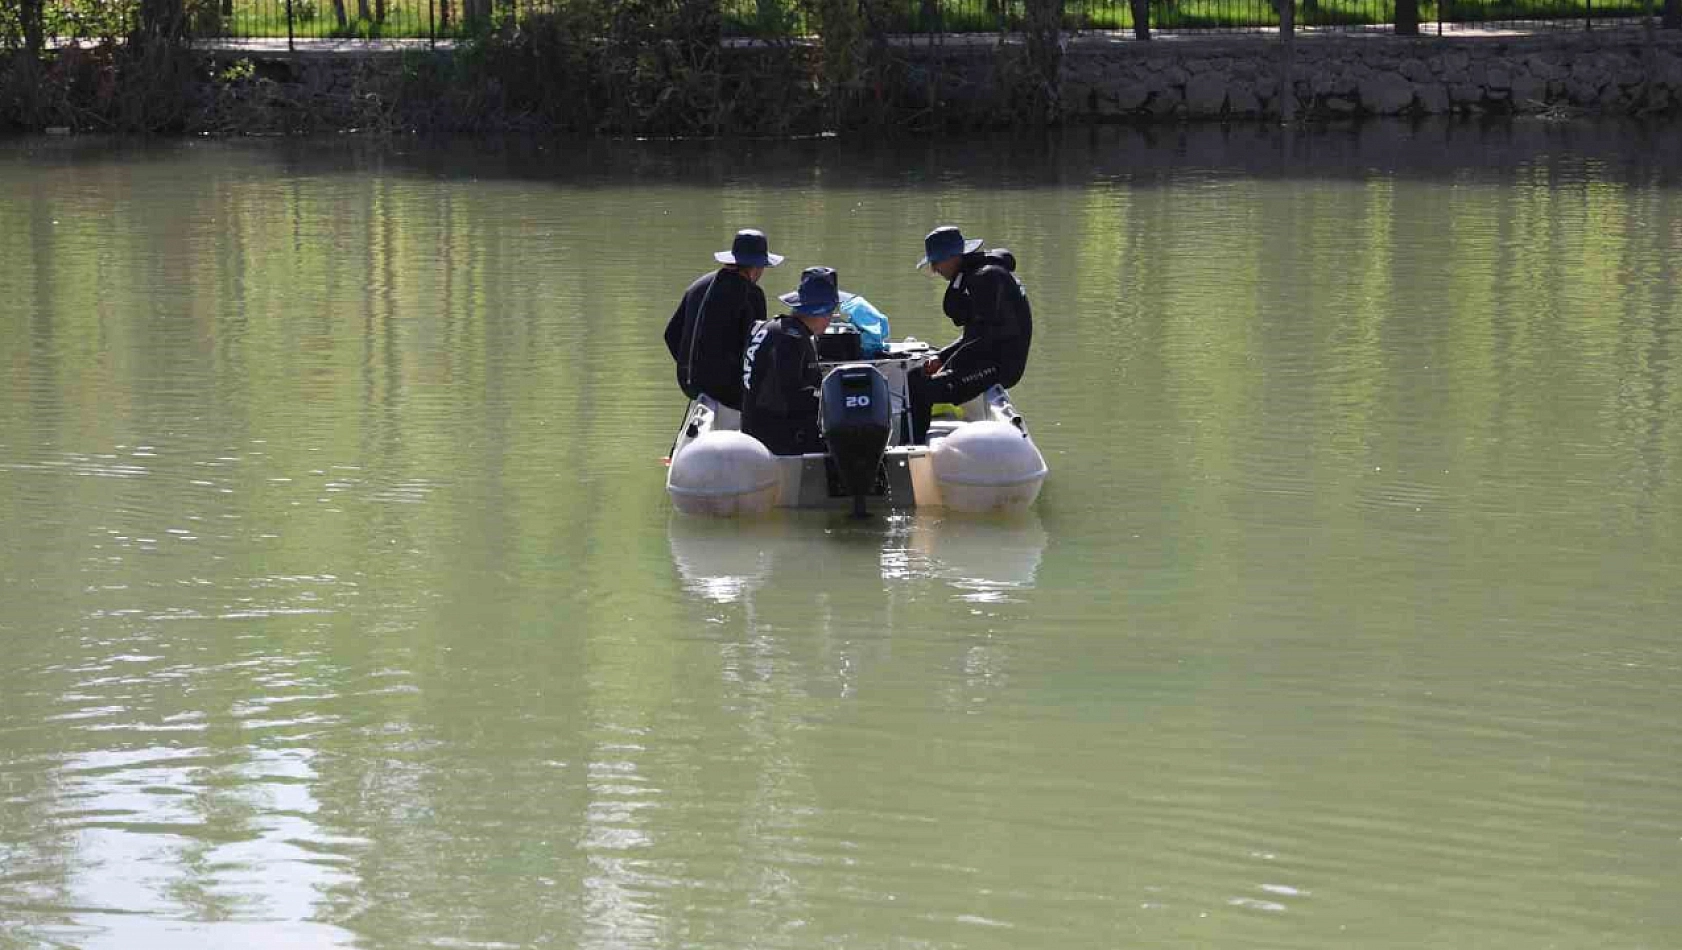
[666,517,796,604]
[882,512,1049,602]
[667,511,1047,605]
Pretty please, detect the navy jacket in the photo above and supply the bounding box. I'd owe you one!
[937,251,1033,391]
[741,316,824,456]
[664,268,767,411]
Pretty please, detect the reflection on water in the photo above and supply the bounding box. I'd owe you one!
[668,512,1047,606]
[0,631,366,950]
[3,121,1682,950]
[884,514,1048,602]
[668,517,787,605]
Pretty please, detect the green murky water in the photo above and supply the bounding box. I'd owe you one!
[2,123,1679,949]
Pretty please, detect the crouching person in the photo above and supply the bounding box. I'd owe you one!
[908,226,1033,444]
[742,267,853,456]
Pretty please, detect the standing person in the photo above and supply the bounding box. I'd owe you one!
[741,267,854,456]
[664,229,785,411]
[907,225,1033,443]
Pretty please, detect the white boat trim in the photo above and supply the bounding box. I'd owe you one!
[667,479,779,499]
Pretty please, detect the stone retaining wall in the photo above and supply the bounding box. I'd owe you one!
[185,30,1682,129]
[8,28,1679,135]
[1061,31,1682,119]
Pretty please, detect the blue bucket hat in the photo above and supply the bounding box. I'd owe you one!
[916,225,984,269]
[715,229,785,268]
[778,266,856,315]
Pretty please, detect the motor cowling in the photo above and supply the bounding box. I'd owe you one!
[819,363,892,515]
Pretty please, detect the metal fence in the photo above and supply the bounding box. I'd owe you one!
[1,0,1670,49]
[916,0,1661,34]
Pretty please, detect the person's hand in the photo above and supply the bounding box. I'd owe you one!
[923,357,942,376]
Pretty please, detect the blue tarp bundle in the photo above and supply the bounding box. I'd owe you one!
[839,296,891,356]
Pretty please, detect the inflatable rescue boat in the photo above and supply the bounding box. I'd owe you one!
[665,338,1047,516]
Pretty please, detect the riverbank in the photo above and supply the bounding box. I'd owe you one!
[3,26,1679,135]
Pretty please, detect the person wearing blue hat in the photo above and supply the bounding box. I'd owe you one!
[664,229,786,412]
[740,266,855,456]
[908,225,1034,443]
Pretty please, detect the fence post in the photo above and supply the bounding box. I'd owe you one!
[429,0,435,48]
[286,0,295,50]
[1279,0,1295,122]
[1396,0,1419,33]
[1642,0,1660,110]
[1586,0,1592,30]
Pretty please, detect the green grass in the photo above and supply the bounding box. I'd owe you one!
[208,0,447,39]
[1437,0,1652,19]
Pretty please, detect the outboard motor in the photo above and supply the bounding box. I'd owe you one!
[819,363,892,518]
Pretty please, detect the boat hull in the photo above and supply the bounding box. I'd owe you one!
[665,349,1046,515]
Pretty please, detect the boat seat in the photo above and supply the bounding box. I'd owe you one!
[927,420,962,443]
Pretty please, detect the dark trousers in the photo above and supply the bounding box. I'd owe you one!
[745,414,824,456]
[694,380,743,412]
[907,364,999,444]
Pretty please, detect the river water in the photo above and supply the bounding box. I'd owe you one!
[2,122,1679,949]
